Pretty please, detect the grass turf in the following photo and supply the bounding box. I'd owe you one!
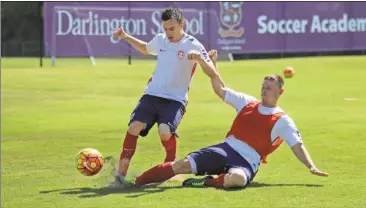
[1,56,366,208]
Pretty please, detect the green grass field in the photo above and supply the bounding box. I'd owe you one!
[2,56,366,208]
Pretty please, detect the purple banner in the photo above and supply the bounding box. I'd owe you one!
[44,2,366,57]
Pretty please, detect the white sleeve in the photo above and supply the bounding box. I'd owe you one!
[146,34,161,56]
[224,88,258,113]
[198,45,212,63]
[272,115,303,148]
[192,41,212,63]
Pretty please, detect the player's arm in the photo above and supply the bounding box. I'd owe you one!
[188,49,227,100]
[277,117,329,177]
[208,50,227,100]
[113,28,149,55]
[291,142,328,177]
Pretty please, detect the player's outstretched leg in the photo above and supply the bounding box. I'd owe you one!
[135,158,192,187]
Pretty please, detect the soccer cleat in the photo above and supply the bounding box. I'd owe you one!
[109,175,135,188]
[182,175,214,187]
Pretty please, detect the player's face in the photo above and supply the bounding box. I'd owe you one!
[162,19,184,43]
[261,79,283,106]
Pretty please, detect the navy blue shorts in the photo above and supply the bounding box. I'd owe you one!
[128,94,186,137]
[187,142,255,185]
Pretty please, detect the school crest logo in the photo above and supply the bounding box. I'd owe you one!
[177,50,185,60]
[218,2,245,38]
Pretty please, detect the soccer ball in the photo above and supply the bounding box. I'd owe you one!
[75,148,104,176]
[283,66,295,78]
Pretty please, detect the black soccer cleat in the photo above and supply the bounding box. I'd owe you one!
[182,175,214,187]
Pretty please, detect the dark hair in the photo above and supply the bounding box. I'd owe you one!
[161,7,184,24]
[264,74,284,89]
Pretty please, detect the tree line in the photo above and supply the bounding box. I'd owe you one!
[1,2,43,56]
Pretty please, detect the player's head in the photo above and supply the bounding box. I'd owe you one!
[261,75,284,107]
[161,7,185,43]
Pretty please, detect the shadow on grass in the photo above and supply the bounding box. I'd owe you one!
[42,156,323,197]
[40,185,184,198]
[248,182,323,188]
[40,181,323,198]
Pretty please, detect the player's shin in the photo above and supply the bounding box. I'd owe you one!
[119,132,138,177]
[135,162,176,187]
[161,135,177,162]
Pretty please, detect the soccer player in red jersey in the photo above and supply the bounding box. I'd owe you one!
[134,49,328,189]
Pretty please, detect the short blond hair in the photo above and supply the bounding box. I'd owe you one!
[264,74,284,89]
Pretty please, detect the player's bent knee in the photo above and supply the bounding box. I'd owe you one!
[224,170,247,188]
[128,121,145,135]
[172,158,192,174]
[158,124,172,141]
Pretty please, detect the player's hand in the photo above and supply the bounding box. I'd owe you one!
[208,50,218,62]
[310,167,329,177]
[187,50,202,61]
[113,27,127,40]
